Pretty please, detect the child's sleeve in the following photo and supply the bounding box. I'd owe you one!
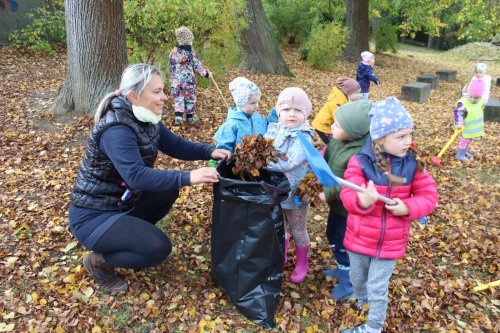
[368,67,380,84]
[192,50,209,78]
[340,156,377,215]
[400,169,438,223]
[453,102,466,127]
[213,122,237,152]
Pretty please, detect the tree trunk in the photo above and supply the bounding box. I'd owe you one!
[54,0,128,115]
[238,0,293,76]
[343,0,369,62]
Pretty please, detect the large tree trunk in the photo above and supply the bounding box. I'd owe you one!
[54,0,127,115]
[238,0,293,76]
[343,0,369,62]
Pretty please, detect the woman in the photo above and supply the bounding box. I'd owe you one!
[69,64,230,293]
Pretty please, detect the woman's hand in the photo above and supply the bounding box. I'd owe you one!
[318,192,326,203]
[357,180,379,208]
[385,198,409,216]
[190,167,220,185]
[211,149,231,160]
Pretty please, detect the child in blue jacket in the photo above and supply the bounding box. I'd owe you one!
[356,51,380,99]
[214,77,277,152]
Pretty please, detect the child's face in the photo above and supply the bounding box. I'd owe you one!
[242,93,261,115]
[279,108,305,128]
[474,71,484,78]
[468,94,481,104]
[348,89,361,102]
[331,118,351,141]
[380,128,413,157]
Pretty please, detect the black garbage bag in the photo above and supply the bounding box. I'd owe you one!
[211,160,290,328]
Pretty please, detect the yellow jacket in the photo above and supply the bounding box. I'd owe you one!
[311,86,348,133]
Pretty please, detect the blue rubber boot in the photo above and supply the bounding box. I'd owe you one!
[321,268,339,279]
[456,148,469,161]
[331,267,353,301]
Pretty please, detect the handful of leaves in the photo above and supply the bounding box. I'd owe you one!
[294,172,323,204]
[232,134,287,180]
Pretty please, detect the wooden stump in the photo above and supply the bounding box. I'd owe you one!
[436,70,457,83]
[401,82,431,103]
[484,98,500,122]
[417,74,439,89]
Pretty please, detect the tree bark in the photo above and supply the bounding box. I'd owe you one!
[238,0,293,76]
[54,0,128,115]
[343,0,369,62]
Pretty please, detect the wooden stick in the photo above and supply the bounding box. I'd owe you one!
[210,76,229,109]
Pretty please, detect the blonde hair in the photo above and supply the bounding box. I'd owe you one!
[372,139,426,186]
[94,64,163,123]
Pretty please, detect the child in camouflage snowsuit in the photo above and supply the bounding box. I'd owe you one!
[169,26,211,125]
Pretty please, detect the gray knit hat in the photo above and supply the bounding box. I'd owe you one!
[175,26,194,45]
[334,99,372,139]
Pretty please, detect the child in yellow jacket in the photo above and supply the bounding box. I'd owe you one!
[311,77,361,144]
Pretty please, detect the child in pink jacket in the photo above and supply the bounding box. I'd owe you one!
[339,97,438,333]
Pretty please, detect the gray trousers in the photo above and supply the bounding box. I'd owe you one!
[348,251,396,329]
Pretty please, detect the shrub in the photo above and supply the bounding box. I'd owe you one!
[305,22,347,70]
[8,0,66,53]
[375,20,398,53]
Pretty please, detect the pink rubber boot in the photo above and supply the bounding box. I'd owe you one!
[284,233,290,264]
[290,245,310,283]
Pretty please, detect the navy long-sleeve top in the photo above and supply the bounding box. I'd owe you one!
[69,122,215,249]
[356,62,380,93]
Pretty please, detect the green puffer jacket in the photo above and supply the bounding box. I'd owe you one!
[323,133,369,215]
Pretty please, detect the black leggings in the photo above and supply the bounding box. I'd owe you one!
[93,190,178,270]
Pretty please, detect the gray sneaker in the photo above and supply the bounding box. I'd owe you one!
[186,115,200,124]
[173,117,183,126]
[83,252,128,293]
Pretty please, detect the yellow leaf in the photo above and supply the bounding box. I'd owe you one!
[61,241,78,253]
[193,216,200,223]
[40,299,47,305]
[2,313,15,320]
[184,225,191,231]
[0,323,16,332]
[313,215,323,221]
[146,300,155,308]
[83,287,94,298]
[139,293,150,302]
[63,274,76,284]
[91,325,102,333]
[208,293,216,300]
[16,307,26,315]
[290,291,300,299]
[188,308,196,317]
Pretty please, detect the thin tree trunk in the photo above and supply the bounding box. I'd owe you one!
[343,0,369,62]
[238,0,293,76]
[54,0,127,115]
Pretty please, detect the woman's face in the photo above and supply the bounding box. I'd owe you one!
[131,74,167,115]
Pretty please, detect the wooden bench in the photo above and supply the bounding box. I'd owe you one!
[417,74,439,89]
[436,70,457,83]
[401,82,431,103]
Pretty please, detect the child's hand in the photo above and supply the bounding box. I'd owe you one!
[357,180,379,208]
[207,71,213,78]
[318,192,326,203]
[384,198,409,216]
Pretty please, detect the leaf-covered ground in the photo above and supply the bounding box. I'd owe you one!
[0,43,499,332]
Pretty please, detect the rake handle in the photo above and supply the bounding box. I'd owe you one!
[210,76,229,109]
[436,127,465,158]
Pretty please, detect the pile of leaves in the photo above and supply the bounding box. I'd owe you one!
[294,172,323,205]
[231,134,286,180]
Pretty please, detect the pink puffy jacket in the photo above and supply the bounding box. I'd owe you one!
[340,156,438,260]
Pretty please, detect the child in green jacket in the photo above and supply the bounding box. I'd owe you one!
[318,99,372,300]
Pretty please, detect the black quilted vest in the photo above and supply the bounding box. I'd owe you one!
[71,96,160,210]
